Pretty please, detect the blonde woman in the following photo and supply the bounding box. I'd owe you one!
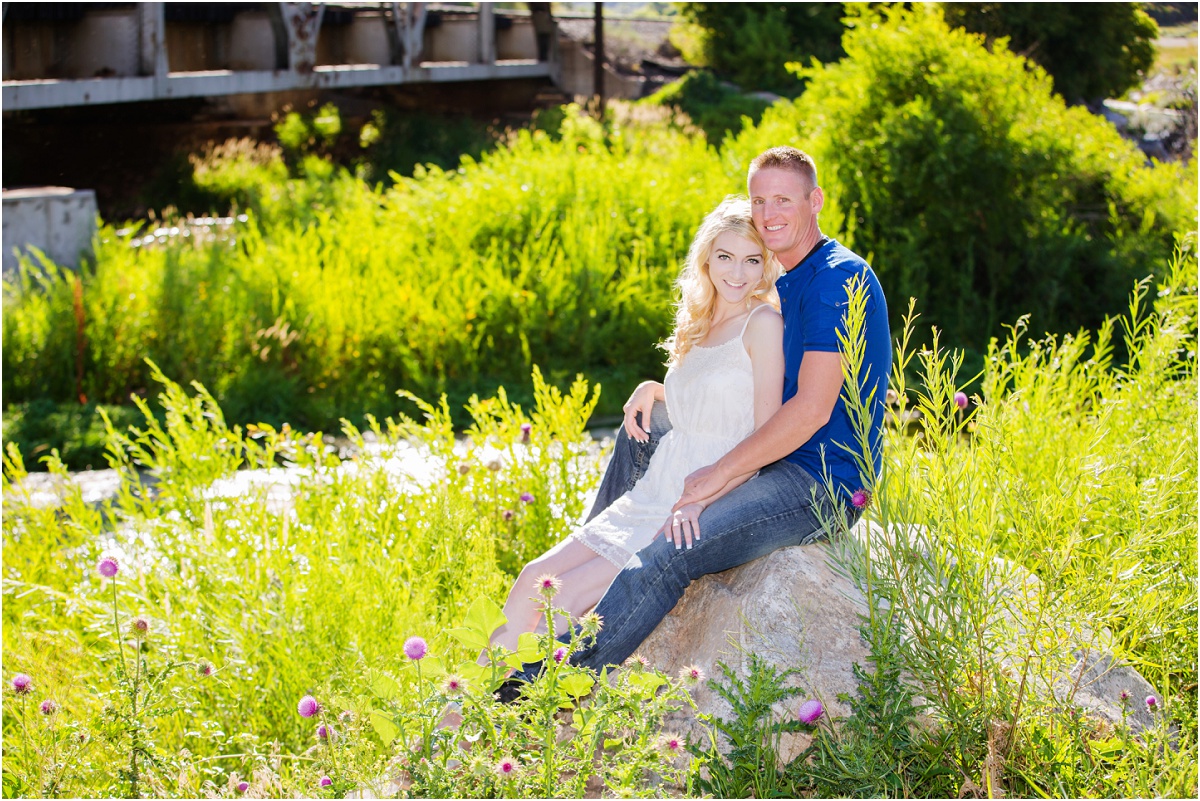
[489,196,785,655]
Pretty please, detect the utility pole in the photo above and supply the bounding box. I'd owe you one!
[593,2,605,118]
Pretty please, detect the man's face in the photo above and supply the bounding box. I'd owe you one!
[749,167,824,265]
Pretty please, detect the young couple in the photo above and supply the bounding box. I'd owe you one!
[492,146,892,678]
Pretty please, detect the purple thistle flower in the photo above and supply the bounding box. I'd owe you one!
[316,723,330,740]
[954,391,969,410]
[502,508,515,521]
[339,710,354,723]
[40,699,57,715]
[443,675,466,696]
[319,776,333,788]
[11,674,32,694]
[297,695,321,718]
[494,756,517,777]
[678,665,704,685]
[403,636,428,661]
[131,618,149,636]
[1119,689,1130,702]
[236,781,249,793]
[519,492,535,504]
[98,556,119,578]
[519,423,532,444]
[1146,695,1158,710]
[660,733,683,753]
[197,662,214,677]
[553,647,566,665]
[851,489,871,509]
[798,699,824,724]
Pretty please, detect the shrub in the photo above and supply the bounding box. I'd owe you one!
[672,2,847,95]
[942,2,1159,104]
[641,70,773,143]
[728,4,1195,361]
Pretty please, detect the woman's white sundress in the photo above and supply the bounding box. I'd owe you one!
[570,305,769,567]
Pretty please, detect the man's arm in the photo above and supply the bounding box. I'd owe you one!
[672,349,844,511]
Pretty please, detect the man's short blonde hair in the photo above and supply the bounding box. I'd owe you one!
[749,147,818,193]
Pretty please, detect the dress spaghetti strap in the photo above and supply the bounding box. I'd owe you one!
[739,303,772,339]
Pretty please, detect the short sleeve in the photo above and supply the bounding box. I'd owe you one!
[802,270,856,351]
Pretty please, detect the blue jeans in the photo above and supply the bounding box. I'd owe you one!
[534,401,852,674]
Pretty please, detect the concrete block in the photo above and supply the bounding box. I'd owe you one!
[2,187,98,277]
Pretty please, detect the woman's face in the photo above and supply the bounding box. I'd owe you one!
[707,231,766,307]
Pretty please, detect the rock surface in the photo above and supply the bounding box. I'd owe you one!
[636,521,1162,763]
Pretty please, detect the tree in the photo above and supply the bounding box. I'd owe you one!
[672,3,847,95]
[941,3,1159,104]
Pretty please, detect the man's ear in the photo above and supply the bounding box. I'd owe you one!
[810,186,826,214]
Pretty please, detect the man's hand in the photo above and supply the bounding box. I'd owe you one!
[673,463,731,511]
[659,502,705,549]
[622,381,663,443]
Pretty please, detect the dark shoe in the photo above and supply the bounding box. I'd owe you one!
[495,678,525,705]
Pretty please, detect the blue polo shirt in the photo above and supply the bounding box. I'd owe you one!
[776,239,890,504]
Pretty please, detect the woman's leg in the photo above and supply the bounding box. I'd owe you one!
[490,538,620,656]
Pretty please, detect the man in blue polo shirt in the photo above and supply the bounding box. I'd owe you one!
[516,146,891,678]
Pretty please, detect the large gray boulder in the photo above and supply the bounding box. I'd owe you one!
[636,520,1161,764]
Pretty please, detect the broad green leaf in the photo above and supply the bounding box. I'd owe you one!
[626,672,666,694]
[559,671,595,700]
[446,596,508,651]
[370,710,399,746]
[504,632,542,669]
[369,671,401,701]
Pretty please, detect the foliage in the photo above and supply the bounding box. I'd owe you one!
[942,2,1159,104]
[727,4,1195,366]
[1,400,149,472]
[2,104,735,464]
[355,107,499,187]
[688,655,814,798]
[640,70,773,143]
[672,2,847,95]
[811,236,1197,798]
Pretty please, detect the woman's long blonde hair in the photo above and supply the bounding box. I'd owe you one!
[664,196,782,367]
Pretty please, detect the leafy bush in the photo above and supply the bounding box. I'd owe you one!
[672,2,847,95]
[942,2,1159,104]
[356,107,499,186]
[640,70,773,143]
[727,4,1196,361]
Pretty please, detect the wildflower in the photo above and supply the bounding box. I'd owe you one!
[319,776,332,788]
[534,573,561,598]
[678,665,705,685]
[131,617,150,636]
[97,556,120,578]
[553,647,567,665]
[484,455,503,472]
[953,391,969,410]
[502,509,515,521]
[519,492,535,504]
[1146,695,1158,710]
[851,489,871,509]
[885,388,900,406]
[39,699,57,716]
[519,423,532,444]
[1119,689,1130,703]
[316,723,330,740]
[798,699,824,724]
[197,662,214,677]
[581,612,603,636]
[236,781,249,793]
[11,674,32,695]
[403,636,428,661]
[339,710,354,723]
[625,653,650,671]
[297,695,321,718]
[456,462,471,475]
[494,756,517,778]
[443,675,466,696]
[660,733,684,755]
